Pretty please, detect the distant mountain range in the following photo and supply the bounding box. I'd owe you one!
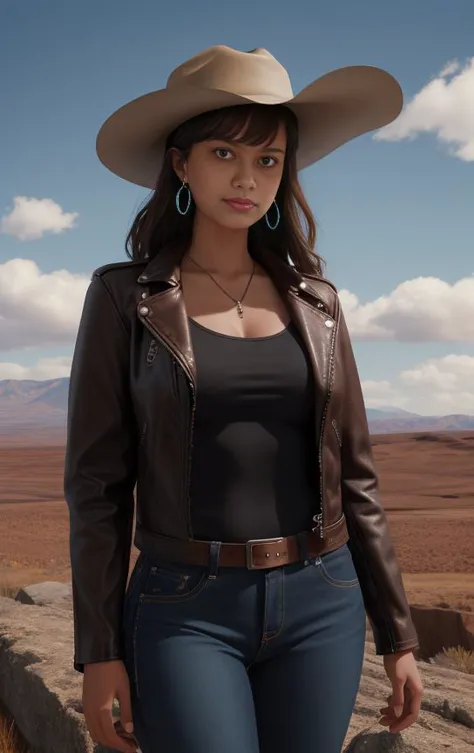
[1,378,474,435]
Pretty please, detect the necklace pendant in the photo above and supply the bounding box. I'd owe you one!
[236,301,244,318]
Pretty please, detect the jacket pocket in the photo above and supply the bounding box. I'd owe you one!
[332,418,342,448]
[146,338,159,365]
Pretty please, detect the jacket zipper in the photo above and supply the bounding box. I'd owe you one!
[332,418,342,448]
[315,321,337,538]
[293,286,337,541]
[140,316,196,538]
[172,358,196,537]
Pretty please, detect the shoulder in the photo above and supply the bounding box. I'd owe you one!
[91,259,148,302]
[92,258,147,281]
[89,259,147,325]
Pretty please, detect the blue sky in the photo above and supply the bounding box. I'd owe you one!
[1,0,473,415]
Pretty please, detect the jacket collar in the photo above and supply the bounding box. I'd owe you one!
[135,244,336,307]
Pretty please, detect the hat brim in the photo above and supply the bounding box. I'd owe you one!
[96,65,403,189]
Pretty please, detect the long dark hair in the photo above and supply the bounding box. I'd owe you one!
[125,103,325,277]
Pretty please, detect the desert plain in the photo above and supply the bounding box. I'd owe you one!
[0,429,473,613]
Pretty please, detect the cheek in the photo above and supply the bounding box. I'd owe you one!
[189,168,222,200]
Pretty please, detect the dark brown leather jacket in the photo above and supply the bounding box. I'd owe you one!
[64,248,419,673]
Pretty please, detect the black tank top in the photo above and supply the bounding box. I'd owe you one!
[188,318,318,542]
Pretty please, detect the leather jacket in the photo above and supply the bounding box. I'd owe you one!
[64,247,419,673]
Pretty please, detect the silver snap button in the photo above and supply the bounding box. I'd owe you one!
[324,319,334,328]
[316,302,324,309]
[265,552,270,558]
[139,306,149,316]
[141,292,147,299]
[299,281,307,290]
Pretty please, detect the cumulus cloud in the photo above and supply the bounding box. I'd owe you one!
[0,259,473,352]
[375,57,474,161]
[1,196,79,240]
[338,275,474,342]
[0,356,72,381]
[363,355,474,415]
[0,258,89,349]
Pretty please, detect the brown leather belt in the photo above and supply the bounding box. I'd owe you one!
[134,514,349,571]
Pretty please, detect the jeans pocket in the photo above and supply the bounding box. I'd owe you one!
[314,543,360,589]
[138,558,209,603]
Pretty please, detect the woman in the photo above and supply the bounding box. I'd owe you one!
[64,45,423,753]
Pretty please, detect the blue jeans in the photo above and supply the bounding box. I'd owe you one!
[122,542,366,753]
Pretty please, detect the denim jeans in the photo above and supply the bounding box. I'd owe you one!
[122,541,366,753]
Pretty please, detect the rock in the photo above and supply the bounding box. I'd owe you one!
[344,730,420,751]
[1,587,474,753]
[343,640,474,752]
[410,605,474,660]
[0,594,93,752]
[15,580,72,610]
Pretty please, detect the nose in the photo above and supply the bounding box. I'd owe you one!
[231,164,257,191]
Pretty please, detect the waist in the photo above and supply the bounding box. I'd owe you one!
[134,514,349,572]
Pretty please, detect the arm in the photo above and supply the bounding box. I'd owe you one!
[64,272,137,673]
[336,305,419,655]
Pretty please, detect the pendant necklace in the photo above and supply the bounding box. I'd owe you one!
[187,256,255,319]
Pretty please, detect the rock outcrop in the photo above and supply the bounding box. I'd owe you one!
[0,584,473,752]
[410,604,474,660]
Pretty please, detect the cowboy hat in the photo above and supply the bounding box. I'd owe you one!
[96,45,403,189]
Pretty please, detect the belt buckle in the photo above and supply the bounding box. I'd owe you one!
[245,537,286,570]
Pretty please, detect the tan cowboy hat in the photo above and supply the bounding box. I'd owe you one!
[96,45,403,189]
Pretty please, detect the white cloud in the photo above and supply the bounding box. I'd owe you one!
[0,260,473,352]
[0,356,72,381]
[339,275,474,342]
[363,354,474,415]
[374,57,474,161]
[1,196,79,241]
[0,258,472,415]
[0,258,89,349]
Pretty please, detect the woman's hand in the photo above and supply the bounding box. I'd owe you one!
[82,659,139,752]
[379,649,424,733]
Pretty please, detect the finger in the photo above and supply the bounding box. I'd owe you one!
[98,711,137,753]
[408,681,423,718]
[389,711,418,733]
[390,678,405,709]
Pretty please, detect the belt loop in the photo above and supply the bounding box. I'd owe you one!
[297,532,310,566]
[208,541,221,580]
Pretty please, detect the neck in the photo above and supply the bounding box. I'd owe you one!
[183,210,253,275]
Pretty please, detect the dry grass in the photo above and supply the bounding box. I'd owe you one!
[431,646,474,674]
[0,698,29,753]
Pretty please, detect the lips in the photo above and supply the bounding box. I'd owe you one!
[225,198,255,205]
[223,198,256,210]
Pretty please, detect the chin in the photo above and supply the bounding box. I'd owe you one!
[215,210,263,231]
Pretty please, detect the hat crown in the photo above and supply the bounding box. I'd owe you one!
[166,45,294,102]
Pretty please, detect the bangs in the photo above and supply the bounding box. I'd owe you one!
[198,104,288,146]
[169,103,297,150]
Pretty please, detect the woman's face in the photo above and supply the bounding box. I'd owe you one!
[173,122,287,230]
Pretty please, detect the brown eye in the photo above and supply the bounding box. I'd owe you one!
[259,156,277,167]
[214,148,233,160]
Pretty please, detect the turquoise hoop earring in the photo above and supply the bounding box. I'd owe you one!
[265,200,280,230]
[176,181,192,215]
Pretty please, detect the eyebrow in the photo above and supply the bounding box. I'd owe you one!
[216,139,286,154]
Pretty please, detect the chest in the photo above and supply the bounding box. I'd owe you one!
[189,319,315,423]
[180,269,290,338]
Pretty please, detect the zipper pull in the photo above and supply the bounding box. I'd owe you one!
[312,513,324,539]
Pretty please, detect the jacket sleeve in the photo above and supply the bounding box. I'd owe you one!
[336,305,419,655]
[64,272,137,673]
